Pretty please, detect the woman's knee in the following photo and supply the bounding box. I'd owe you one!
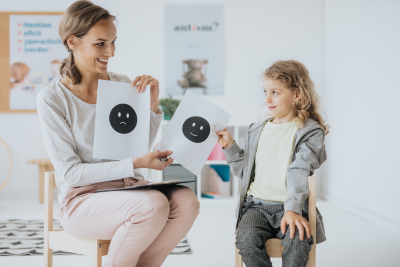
[128,190,170,223]
[172,186,200,215]
[146,190,170,215]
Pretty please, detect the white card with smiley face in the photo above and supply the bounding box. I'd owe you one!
[157,91,231,175]
[93,80,150,160]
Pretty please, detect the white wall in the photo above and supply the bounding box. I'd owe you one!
[321,0,400,233]
[0,0,324,198]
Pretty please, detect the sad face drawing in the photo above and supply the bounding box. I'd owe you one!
[109,104,138,134]
[182,116,211,143]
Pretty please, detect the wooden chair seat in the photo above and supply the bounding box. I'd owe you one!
[44,171,110,267]
[265,238,285,258]
[48,229,110,256]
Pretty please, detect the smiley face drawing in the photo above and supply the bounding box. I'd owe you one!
[182,116,211,143]
[109,104,137,134]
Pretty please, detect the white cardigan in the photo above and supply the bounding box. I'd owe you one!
[36,72,163,204]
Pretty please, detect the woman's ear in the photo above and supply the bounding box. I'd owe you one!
[66,35,77,51]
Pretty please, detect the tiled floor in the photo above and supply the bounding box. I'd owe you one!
[0,197,399,267]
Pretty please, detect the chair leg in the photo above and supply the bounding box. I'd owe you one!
[307,176,317,267]
[307,245,316,267]
[235,245,243,267]
[93,240,102,267]
[44,246,52,267]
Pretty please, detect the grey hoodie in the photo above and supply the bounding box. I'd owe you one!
[222,117,327,243]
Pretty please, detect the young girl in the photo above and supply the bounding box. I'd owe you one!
[216,60,329,267]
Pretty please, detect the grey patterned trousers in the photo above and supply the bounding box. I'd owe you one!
[236,199,314,267]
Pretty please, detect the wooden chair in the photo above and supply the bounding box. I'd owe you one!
[235,176,317,267]
[44,171,111,267]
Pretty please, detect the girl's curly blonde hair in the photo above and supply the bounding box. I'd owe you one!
[264,60,329,135]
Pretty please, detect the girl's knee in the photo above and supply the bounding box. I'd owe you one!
[281,227,314,247]
[236,228,264,251]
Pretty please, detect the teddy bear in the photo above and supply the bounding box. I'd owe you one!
[178,59,208,95]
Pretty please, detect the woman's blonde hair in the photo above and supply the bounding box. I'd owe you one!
[263,60,329,135]
[58,0,116,85]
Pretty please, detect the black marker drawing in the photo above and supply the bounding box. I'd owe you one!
[182,116,210,143]
[109,103,137,134]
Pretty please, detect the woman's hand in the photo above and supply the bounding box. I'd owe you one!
[280,211,311,241]
[132,150,173,171]
[132,75,159,113]
[216,129,234,149]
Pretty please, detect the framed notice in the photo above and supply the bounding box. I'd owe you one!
[0,12,66,113]
[164,5,225,96]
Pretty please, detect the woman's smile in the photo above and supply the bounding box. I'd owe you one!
[97,58,108,65]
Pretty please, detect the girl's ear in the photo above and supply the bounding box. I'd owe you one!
[294,89,301,102]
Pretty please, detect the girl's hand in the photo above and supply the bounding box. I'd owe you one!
[216,129,234,149]
[132,75,159,113]
[132,150,173,171]
[280,211,311,241]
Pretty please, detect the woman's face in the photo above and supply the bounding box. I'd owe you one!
[263,78,298,118]
[68,19,117,74]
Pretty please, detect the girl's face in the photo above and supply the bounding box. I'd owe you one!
[67,20,117,74]
[263,78,300,120]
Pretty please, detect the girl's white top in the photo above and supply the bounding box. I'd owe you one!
[36,72,163,204]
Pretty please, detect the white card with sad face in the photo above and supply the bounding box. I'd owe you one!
[157,91,231,175]
[93,80,150,160]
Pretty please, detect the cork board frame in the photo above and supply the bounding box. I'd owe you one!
[0,11,63,113]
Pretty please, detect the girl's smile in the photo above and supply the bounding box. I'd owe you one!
[263,78,301,124]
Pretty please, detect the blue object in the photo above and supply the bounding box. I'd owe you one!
[210,165,230,182]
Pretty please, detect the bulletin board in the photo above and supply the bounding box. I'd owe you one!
[0,12,64,113]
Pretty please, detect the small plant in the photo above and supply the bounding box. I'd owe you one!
[159,96,181,120]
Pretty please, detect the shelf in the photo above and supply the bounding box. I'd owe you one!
[199,196,239,202]
[205,160,228,165]
[171,160,228,165]
[160,119,251,128]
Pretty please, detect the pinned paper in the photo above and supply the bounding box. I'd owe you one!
[93,80,150,160]
[157,91,231,175]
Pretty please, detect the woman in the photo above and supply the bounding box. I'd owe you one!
[36,1,200,266]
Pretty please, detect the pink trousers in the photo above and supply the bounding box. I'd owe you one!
[58,178,200,267]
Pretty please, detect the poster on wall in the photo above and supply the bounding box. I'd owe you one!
[164,5,225,96]
[9,15,68,110]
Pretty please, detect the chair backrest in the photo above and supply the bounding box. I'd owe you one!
[307,176,316,267]
[308,176,316,240]
[44,172,57,234]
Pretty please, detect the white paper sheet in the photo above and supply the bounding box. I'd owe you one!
[93,80,150,160]
[157,91,231,175]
